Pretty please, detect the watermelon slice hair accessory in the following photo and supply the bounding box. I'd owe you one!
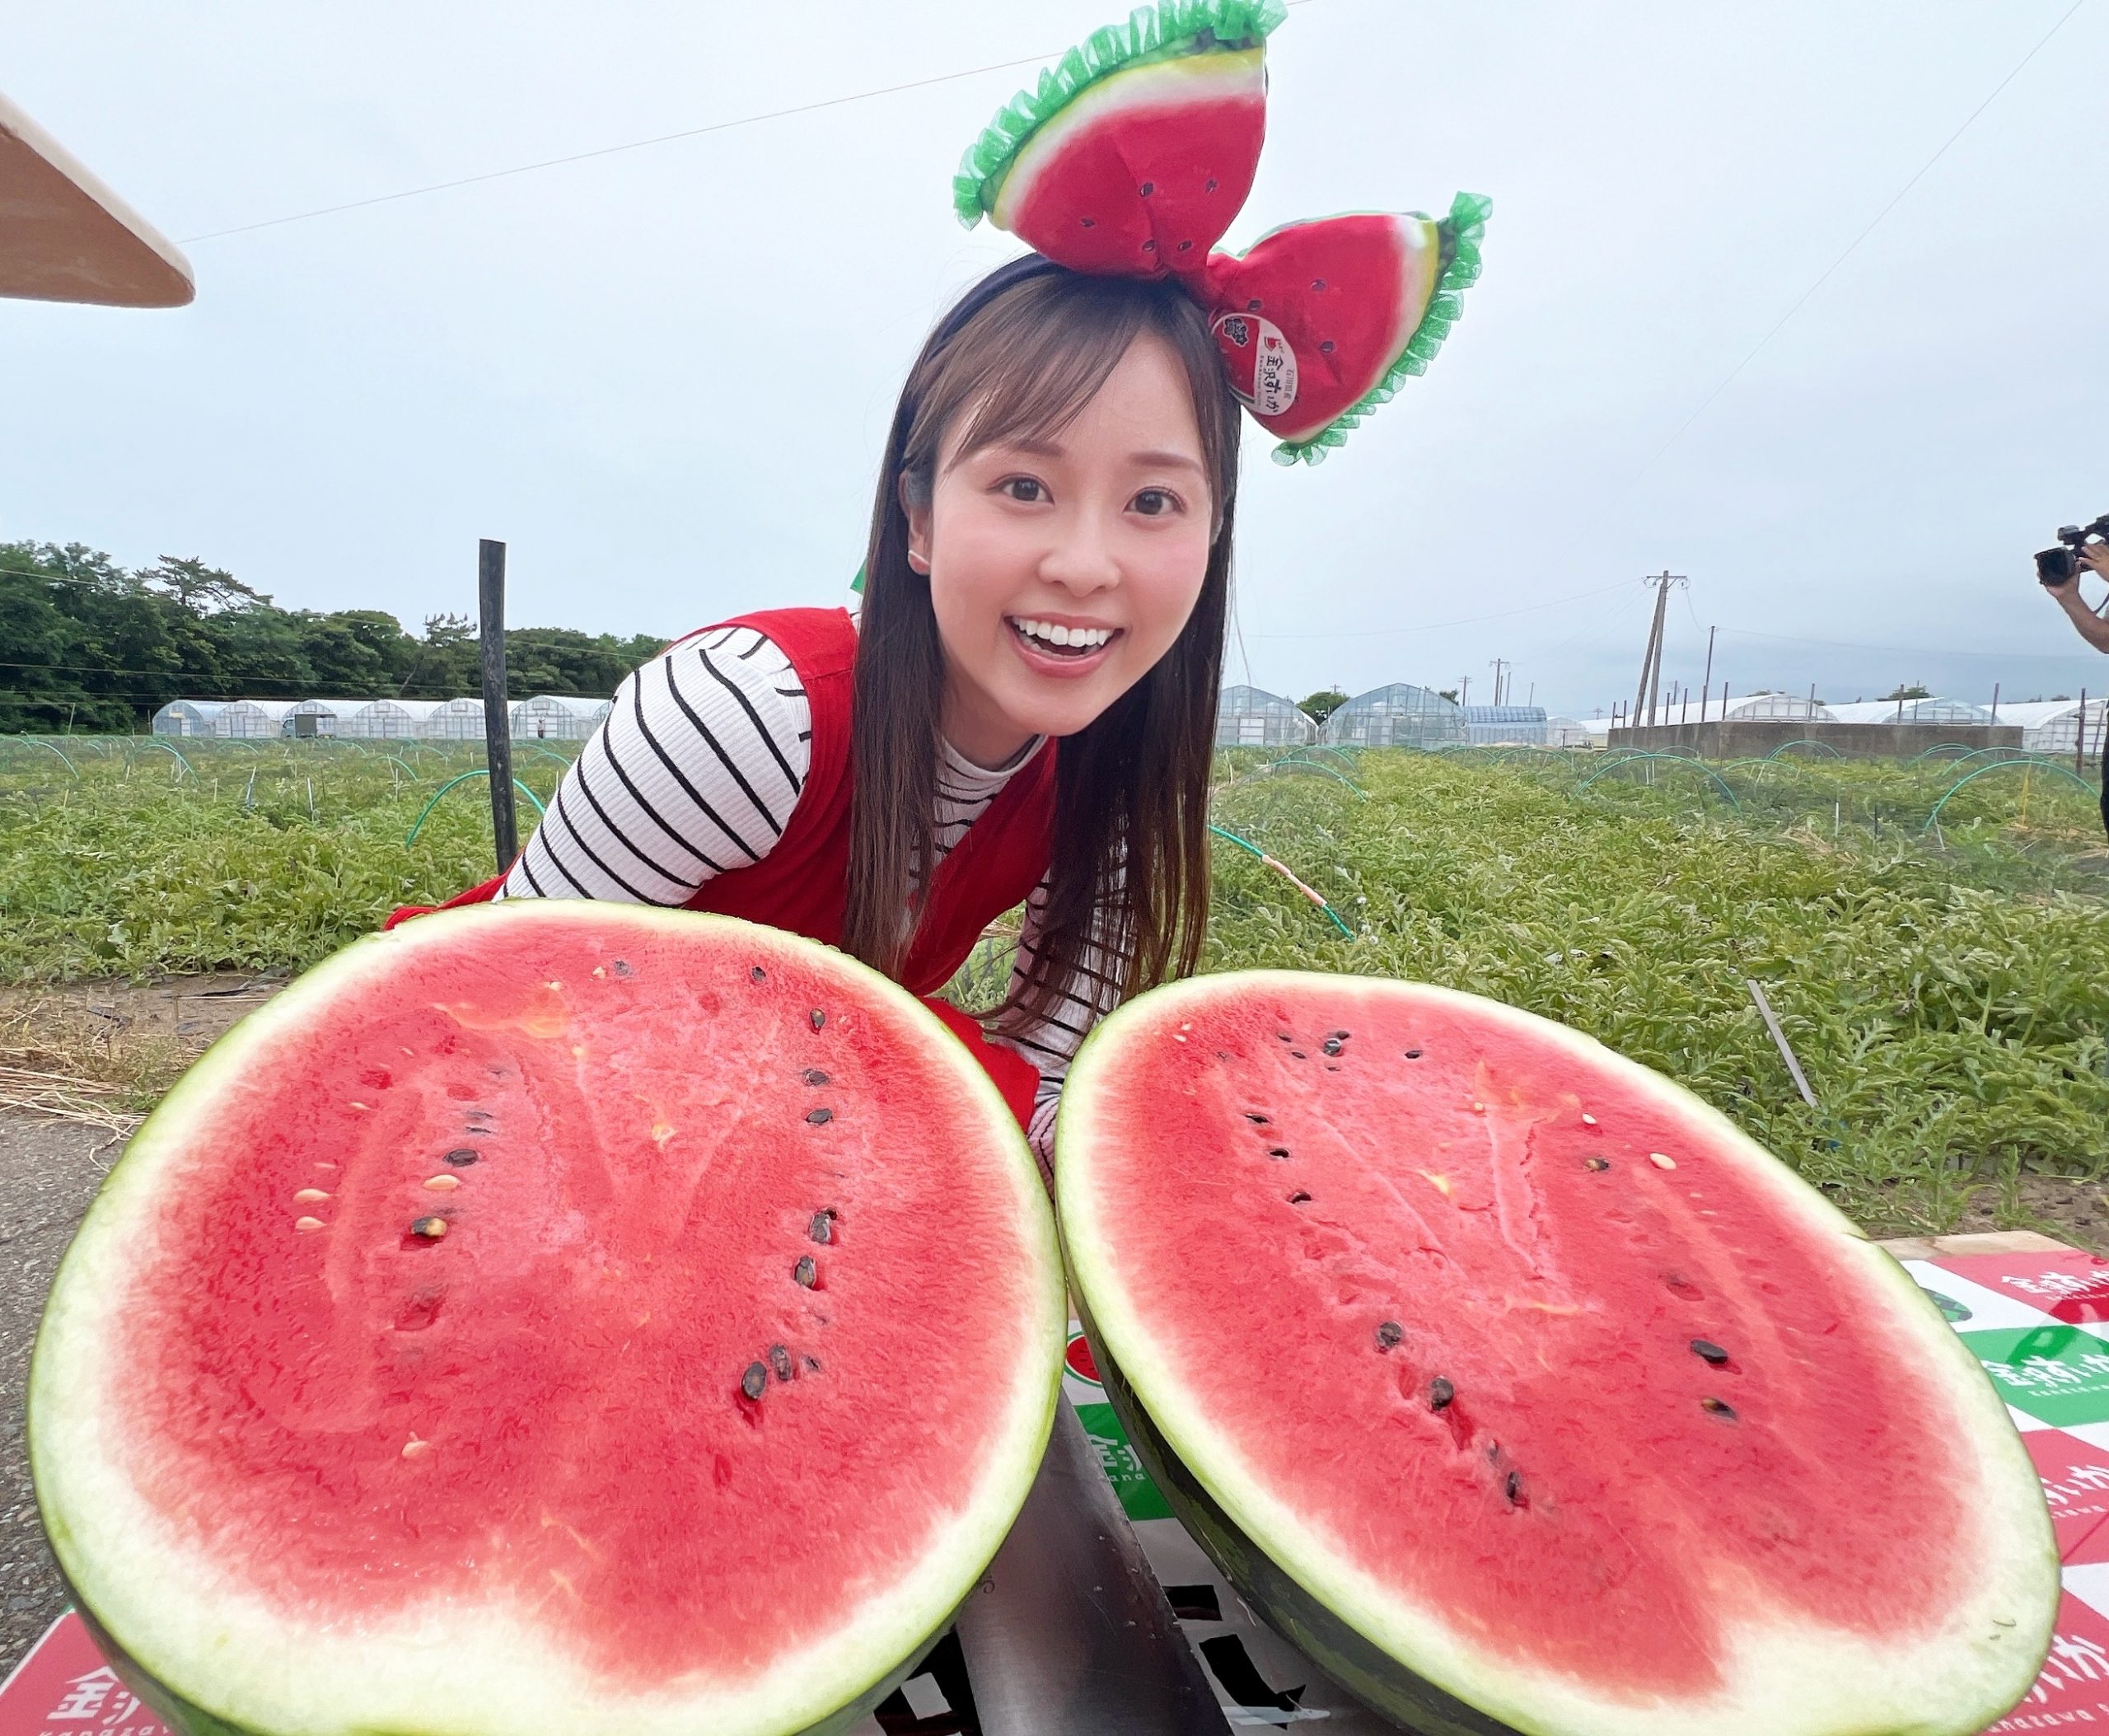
[952,0,1489,466]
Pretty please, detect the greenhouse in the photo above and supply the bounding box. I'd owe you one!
[1324,683,1465,749]
[1997,698,2108,757]
[419,697,493,740]
[1461,704,1547,746]
[339,698,443,740]
[1828,698,1990,726]
[512,694,614,741]
[283,699,346,738]
[1546,715,1593,747]
[215,700,297,738]
[151,699,227,737]
[1215,686,1316,748]
[1718,692,1835,723]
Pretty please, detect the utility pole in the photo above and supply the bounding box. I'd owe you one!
[1459,676,1470,708]
[1632,571,1686,731]
[1489,658,1509,707]
[478,539,517,872]
[1700,625,1715,723]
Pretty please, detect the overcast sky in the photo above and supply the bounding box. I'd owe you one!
[5,0,2107,715]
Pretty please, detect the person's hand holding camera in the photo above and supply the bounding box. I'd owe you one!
[2042,519,2109,652]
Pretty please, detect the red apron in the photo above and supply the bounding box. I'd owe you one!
[386,607,1055,1128]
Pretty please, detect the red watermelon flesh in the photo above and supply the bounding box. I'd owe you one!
[1058,971,2056,1736]
[30,905,1063,1736]
[988,46,1265,278]
[1202,214,1443,444]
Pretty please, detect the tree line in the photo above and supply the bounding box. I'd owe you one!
[1,540,668,733]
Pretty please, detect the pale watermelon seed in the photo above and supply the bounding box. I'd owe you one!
[1692,1341,1730,1366]
[769,1344,793,1383]
[1375,1321,1402,1350]
[294,1188,330,1204]
[1584,1157,1611,1172]
[1650,1152,1677,1170]
[424,1175,461,1191]
[294,1216,326,1233]
[741,1363,768,1401]
[1429,1377,1456,1411]
[410,1216,448,1240]
[794,1256,817,1288]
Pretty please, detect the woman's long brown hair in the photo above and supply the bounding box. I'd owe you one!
[843,264,1240,1032]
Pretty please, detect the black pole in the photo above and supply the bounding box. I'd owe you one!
[478,539,518,872]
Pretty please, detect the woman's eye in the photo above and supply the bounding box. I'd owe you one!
[999,477,1046,503]
[1131,488,1181,517]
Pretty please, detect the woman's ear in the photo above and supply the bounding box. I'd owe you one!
[897,474,933,575]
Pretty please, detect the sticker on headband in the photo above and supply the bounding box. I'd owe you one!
[1211,311,1298,419]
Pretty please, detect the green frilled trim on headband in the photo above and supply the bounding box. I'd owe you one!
[952,0,1288,228]
[1270,190,1493,466]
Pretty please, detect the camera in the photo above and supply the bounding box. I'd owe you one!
[2037,514,2109,585]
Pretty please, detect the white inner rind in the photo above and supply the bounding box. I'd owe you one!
[1059,971,2059,1736]
[32,904,1065,1736]
[989,46,1265,233]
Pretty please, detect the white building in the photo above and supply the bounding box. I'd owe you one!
[151,699,226,737]
[214,700,297,738]
[511,695,613,742]
[1995,698,2108,757]
[1215,686,1316,748]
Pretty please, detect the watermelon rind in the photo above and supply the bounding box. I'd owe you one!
[951,0,1288,227]
[1056,970,2060,1736]
[30,903,1065,1736]
[1268,190,1491,466]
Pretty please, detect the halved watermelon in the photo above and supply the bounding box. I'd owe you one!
[30,904,1064,1736]
[1057,971,2058,1735]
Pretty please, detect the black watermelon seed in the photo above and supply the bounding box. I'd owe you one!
[1080,216,1096,227]
[1505,1470,1522,1504]
[1429,1377,1456,1411]
[1216,1050,1232,1060]
[409,1215,448,1240]
[1485,1441,1502,1463]
[794,1256,817,1288]
[1665,1274,1704,1301]
[1244,1111,1270,1125]
[806,1107,834,1125]
[741,1362,767,1401]
[443,1148,479,1167]
[751,966,766,982]
[1276,1031,1293,1042]
[1404,1049,1423,1060]
[802,1069,830,1087]
[1330,1030,1349,1040]
[803,1354,821,1372]
[1288,1191,1311,1204]
[1205,177,1218,192]
[769,1344,793,1383]
[1177,239,1193,250]
[810,1210,835,1245]
[1248,298,1263,311]
[1139,180,1154,196]
[1289,1050,1307,1060]
[1311,278,1326,291]
[1584,1156,1611,1172]
[1701,1397,1738,1420]
[1141,238,1157,252]
[1320,339,1336,354]
[1691,1340,1729,1365]
[1375,1321,1403,1350]
[1267,1147,1290,1160]
[809,1009,825,1031]
[1322,1039,1343,1055]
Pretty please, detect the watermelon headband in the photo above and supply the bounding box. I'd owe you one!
[952,0,1489,466]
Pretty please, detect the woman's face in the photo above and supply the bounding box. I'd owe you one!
[907,331,1216,768]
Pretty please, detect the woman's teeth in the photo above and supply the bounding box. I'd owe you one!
[1010,617,1114,654]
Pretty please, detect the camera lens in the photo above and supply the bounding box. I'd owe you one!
[2039,546,2079,583]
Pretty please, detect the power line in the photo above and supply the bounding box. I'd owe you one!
[1634,0,2088,479]
[177,1,1323,246]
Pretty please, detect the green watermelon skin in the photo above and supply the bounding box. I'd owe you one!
[989,45,1265,278]
[1058,971,2058,1736]
[30,904,1064,1736]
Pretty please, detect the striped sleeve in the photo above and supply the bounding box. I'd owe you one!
[989,870,1131,1186]
[497,625,811,905]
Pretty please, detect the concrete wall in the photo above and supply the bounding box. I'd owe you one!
[1607,719,2025,760]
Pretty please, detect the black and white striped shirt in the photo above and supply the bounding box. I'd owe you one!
[496,624,1125,1173]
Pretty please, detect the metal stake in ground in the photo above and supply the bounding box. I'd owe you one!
[478,540,517,871]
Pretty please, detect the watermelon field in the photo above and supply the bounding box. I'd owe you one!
[0,732,2105,1242]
